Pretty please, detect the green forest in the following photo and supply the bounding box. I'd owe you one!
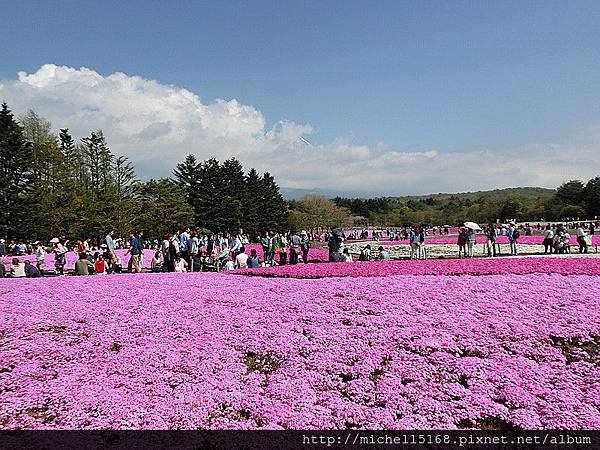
[333,181,600,226]
[0,103,288,242]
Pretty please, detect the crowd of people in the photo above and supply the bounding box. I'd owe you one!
[0,227,314,277]
[1,221,598,277]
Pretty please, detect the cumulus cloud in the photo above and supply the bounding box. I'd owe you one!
[1,64,598,196]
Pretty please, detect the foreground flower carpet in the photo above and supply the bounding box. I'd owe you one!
[1,259,599,429]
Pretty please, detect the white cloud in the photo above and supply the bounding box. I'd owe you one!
[1,64,599,196]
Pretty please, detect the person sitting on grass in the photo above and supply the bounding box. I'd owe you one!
[247,249,260,268]
[75,252,92,276]
[24,260,41,278]
[377,246,390,261]
[151,250,163,272]
[174,255,188,273]
[235,246,249,269]
[10,258,26,278]
[94,252,107,275]
[223,258,235,271]
[342,248,353,262]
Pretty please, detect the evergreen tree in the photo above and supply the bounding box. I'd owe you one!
[195,158,225,233]
[243,168,262,235]
[221,158,246,231]
[110,155,138,236]
[81,131,113,193]
[258,172,288,231]
[173,154,201,223]
[135,179,195,240]
[0,103,33,239]
[582,177,600,218]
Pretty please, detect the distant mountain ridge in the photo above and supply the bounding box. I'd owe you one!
[280,186,556,201]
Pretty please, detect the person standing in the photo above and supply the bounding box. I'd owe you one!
[485,225,497,257]
[576,225,589,254]
[300,230,310,264]
[289,231,301,265]
[125,231,143,273]
[466,227,476,258]
[105,231,117,272]
[160,235,171,272]
[168,234,180,272]
[327,228,344,262]
[261,231,272,263]
[542,224,554,254]
[410,227,422,260]
[359,244,371,261]
[188,231,199,271]
[0,239,6,257]
[228,233,242,260]
[179,228,190,263]
[457,228,467,258]
[52,238,67,275]
[34,241,46,272]
[508,223,519,256]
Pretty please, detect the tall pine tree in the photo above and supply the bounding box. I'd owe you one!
[0,103,33,239]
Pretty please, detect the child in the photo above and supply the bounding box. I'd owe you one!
[94,252,107,275]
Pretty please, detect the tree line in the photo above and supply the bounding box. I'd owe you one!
[0,103,289,243]
[4,101,598,241]
[333,180,600,227]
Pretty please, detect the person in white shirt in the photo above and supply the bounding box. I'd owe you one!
[576,226,589,253]
[188,232,199,271]
[34,242,46,271]
[223,259,235,271]
[342,248,353,262]
[235,247,249,269]
[10,258,26,277]
[542,225,554,254]
[174,256,188,273]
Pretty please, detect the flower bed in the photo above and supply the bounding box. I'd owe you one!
[232,256,600,279]
[1,272,598,429]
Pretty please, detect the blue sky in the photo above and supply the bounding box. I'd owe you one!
[2,1,600,195]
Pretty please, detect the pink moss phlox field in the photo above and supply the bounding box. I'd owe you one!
[232,257,600,279]
[382,235,600,246]
[1,273,598,429]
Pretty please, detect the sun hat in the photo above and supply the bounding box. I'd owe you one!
[300,230,307,235]
[0,239,4,243]
[50,237,60,243]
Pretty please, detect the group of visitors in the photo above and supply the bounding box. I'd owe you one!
[2,219,599,277]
